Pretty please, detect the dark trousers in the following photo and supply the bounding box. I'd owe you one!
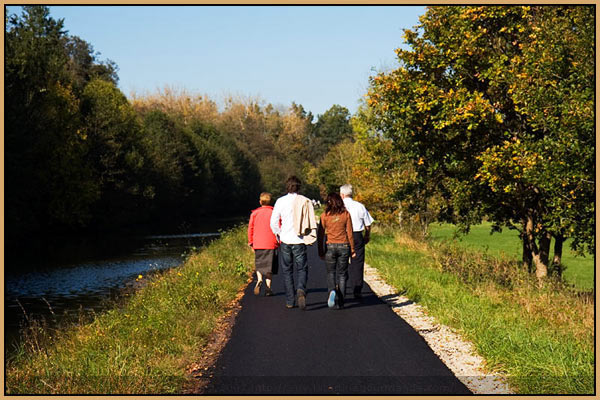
[348,231,365,294]
[325,243,350,304]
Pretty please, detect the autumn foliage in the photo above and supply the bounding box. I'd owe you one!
[364,6,594,278]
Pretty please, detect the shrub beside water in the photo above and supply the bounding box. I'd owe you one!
[5,225,253,395]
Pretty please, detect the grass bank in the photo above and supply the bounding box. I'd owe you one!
[429,222,594,290]
[5,225,253,394]
[366,226,594,394]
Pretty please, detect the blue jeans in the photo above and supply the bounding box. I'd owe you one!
[325,243,350,304]
[280,242,308,307]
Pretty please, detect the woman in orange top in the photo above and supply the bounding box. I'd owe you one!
[248,192,279,296]
[317,192,356,309]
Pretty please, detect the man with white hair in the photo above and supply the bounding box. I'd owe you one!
[340,184,374,300]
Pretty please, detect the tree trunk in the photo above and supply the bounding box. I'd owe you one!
[532,253,548,279]
[532,231,551,280]
[539,231,551,268]
[525,215,549,279]
[521,224,533,272]
[552,233,564,277]
[552,234,564,266]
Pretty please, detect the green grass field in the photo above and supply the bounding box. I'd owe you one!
[429,222,594,290]
[366,227,594,394]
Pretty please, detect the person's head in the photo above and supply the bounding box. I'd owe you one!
[286,176,301,194]
[340,184,353,199]
[259,192,272,206]
[325,192,345,215]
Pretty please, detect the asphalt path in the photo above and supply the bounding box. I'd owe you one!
[202,243,471,395]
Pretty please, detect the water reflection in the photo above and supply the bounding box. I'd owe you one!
[4,231,222,351]
[5,257,180,298]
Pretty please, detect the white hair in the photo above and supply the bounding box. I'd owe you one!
[340,184,353,197]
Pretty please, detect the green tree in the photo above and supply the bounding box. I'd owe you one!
[366,6,595,278]
[307,140,356,198]
[64,35,119,92]
[349,105,420,226]
[5,6,98,236]
[512,6,595,265]
[139,110,192,214]
[309,104,353,162]
[80,79,151,227]
[475,6,595,276]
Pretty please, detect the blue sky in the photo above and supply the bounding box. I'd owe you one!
[7,5,425,116]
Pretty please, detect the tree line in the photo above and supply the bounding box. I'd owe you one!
[5,6,354,247]
[6,6,594,282]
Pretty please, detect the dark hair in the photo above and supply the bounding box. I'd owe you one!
[286,176,301,193]
[325,192,345,215]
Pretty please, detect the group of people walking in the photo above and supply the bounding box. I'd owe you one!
[247,176,373,310]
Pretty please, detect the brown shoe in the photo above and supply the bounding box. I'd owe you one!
[253,281,262,296]
[297,289,306,310]
[265,287,273,296]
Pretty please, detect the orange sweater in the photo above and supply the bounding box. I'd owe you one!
[317,210,355,256]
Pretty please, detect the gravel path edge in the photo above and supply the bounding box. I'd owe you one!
[363,263,514,395]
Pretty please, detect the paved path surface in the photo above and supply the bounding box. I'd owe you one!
[202,244,471,395]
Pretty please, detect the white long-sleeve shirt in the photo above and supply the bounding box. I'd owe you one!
[270,193,305,244]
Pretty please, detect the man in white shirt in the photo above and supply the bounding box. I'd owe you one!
[340,184,374,300]
[270,176,315,310]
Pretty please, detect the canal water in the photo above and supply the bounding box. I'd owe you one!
[4,219,244,353]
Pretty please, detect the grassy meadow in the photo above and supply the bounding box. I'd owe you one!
[429,222,594,290]
[366,226,594,394]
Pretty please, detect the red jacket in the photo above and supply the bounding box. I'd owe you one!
[248,206,279,250]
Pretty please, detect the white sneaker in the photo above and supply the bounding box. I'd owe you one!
[327,290,336,308]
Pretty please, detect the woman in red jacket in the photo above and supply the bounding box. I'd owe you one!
[248,192,279,296]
